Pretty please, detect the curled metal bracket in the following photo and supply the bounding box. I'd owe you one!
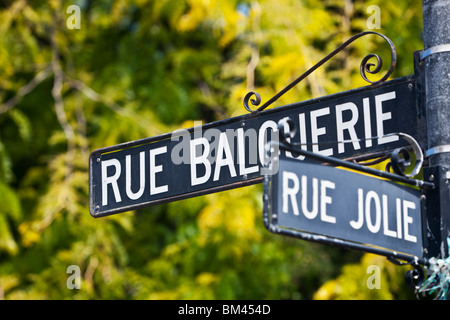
[277,118,425,179]
[243,91,262,113]
[406,265,426,292]
[275,118,434,190]
[243,31,397,113]
[389,148,412,176]
[387,256,426,291]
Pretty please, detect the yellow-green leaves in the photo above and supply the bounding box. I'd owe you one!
[0,0,424,299]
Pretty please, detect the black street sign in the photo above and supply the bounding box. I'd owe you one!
[89,76,421,217]
[265,155,424,259]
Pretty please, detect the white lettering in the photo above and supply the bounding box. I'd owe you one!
[301,175,319,219]
[214,132,237,181]
[310,107,333,156]
[282,171,335,224]
[150,146,168,195]
[258,120,278,165]
[320,179,336,223]
[297,113,308,159]
[237,128,259,175]
[170,128,190,165]
[403,200,417,243]
[190,138,211,186]
[126,152,146,200]
[351,189,417,243]
[382,194,397,238]
[101,159,122,206]
[396,198,403,239]
[365,190,381,233]
[336,102,361,154]
[363,98,373,148]
[282,171,300,215]
[284,117,304,160]
[375,91,398,145]
[203,128,221,165]
[350,188,365,229]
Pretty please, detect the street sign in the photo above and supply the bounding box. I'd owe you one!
[264,154,424,259]
[89,76,421,217]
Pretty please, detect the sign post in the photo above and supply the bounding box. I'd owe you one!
[422,0,450,260]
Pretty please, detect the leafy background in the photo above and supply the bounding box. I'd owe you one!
[0,0,423,299]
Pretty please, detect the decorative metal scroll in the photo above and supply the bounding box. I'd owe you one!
[387,256,426,292]
[272,117,430,189]
[345,132,424,179]
[243,31,397,113]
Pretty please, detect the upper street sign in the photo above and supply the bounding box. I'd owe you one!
[264,155,424,259]
[89,76,421,217]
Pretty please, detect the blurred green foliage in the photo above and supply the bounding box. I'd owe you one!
[0,0,422,299]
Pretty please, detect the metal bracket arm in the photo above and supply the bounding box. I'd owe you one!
[243,31,397,113]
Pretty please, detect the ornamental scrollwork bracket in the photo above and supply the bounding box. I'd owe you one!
[243,31,397,113]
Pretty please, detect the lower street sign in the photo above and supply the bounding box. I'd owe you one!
[264,155,424,259]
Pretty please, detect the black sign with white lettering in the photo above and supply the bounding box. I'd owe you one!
[267,155,424,258]
[89,76,420,217]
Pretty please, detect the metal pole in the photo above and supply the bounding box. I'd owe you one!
[422,0,450,259]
